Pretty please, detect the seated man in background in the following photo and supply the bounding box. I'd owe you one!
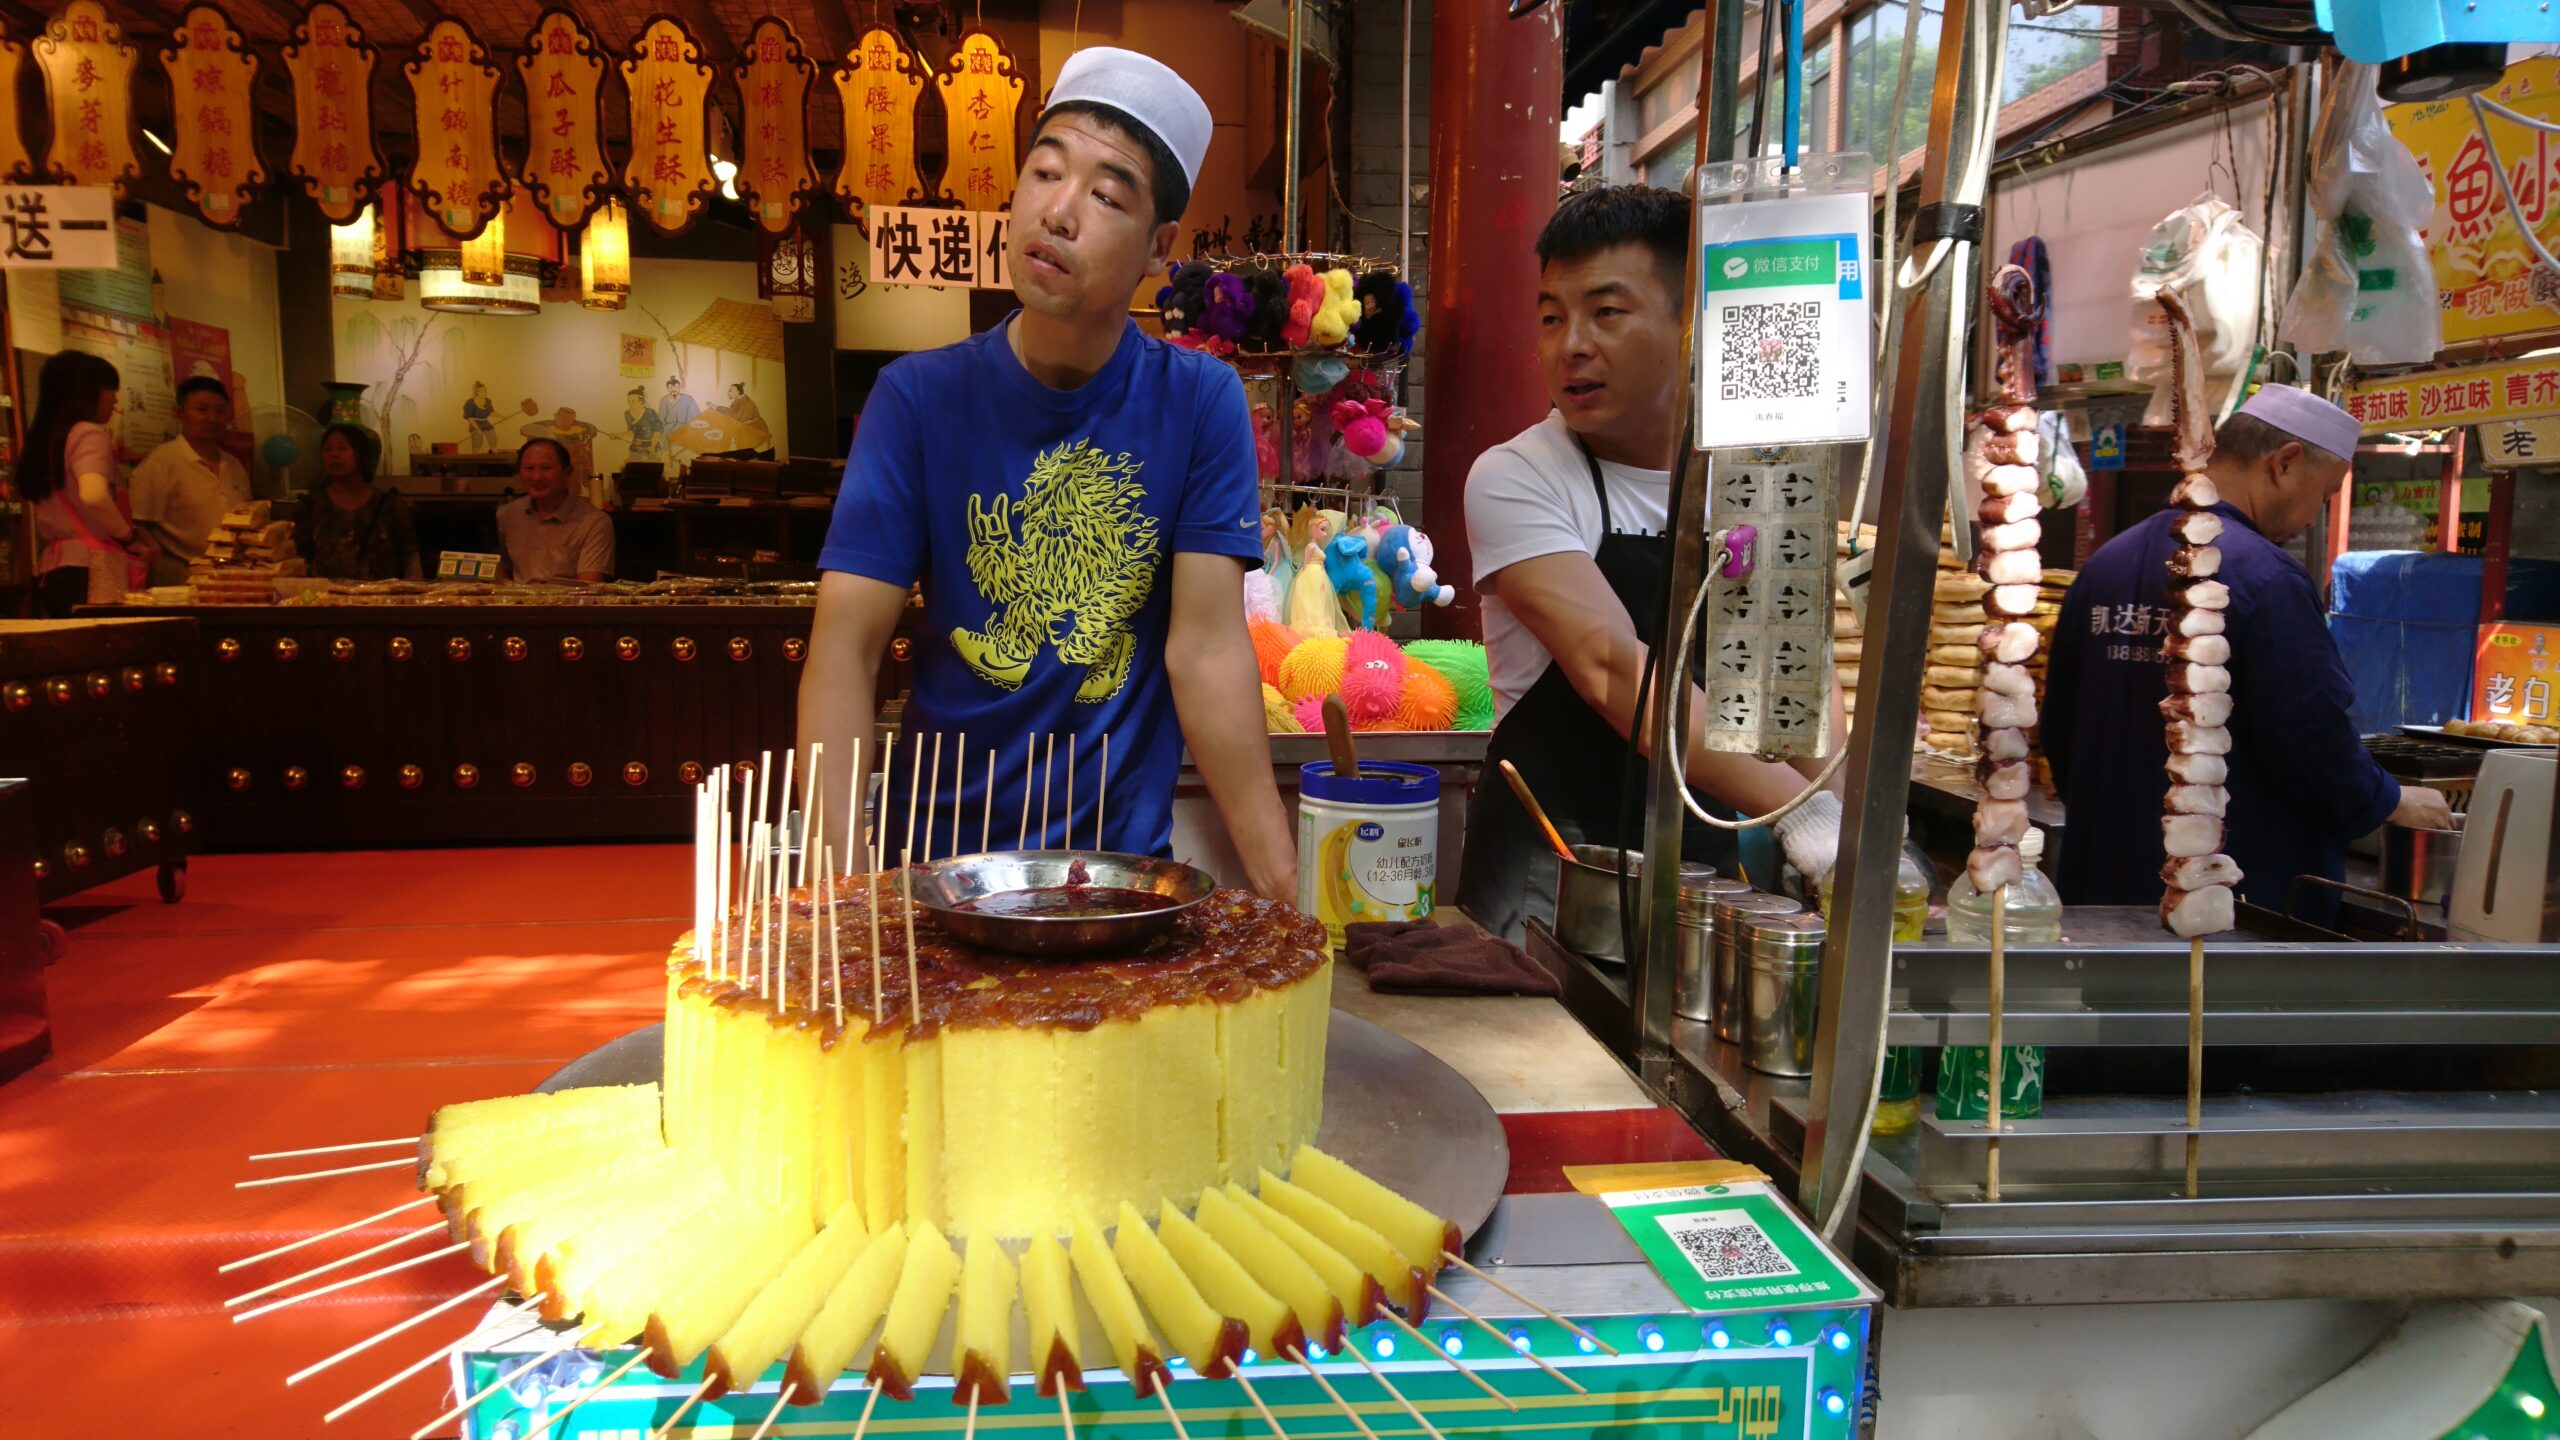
[495,437,614,583]
[131,376,251,586]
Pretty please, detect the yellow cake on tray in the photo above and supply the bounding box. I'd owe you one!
[660,875,1333,1240]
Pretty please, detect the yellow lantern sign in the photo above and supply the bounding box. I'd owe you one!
[737,17,816,234]
[936,29,1022,211]
[516,9,609,229]
[405,18,507,240]
[161,5,264,229]
[0,38,35,185]
[833,26,923,215]
[622,17,715,234]
[34,0,140,197]
[282,1,383,224]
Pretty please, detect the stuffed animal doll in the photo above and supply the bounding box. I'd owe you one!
[1352,271,1420,354]
[1281,263,1326,349]
[1378,523,1455,609]
[1323,531,1380,630]
[1311,268,1359,346]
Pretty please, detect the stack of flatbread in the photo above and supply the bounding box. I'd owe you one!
[1922,534,1989,757]
[1832,522,1876,729]
[2022,569,2073,789]
[187,500,304,604]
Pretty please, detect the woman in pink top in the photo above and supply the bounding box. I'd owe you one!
[20,351,140,616]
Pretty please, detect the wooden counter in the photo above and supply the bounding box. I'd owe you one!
[0,618,200,903]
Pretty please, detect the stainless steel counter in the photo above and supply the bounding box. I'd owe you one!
[1527,906,2560,1308]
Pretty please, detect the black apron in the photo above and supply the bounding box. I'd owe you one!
[1457,441,1741,942]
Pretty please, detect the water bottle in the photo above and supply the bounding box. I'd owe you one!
[1938,826,2058,1121]
[1819,830,1933,1135]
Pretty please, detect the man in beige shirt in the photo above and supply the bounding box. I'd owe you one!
[494,437,614,582]
[131,376,251,586]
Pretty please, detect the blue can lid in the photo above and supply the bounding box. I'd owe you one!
[1299,760,1440,806]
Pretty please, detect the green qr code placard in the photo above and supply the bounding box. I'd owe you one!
[1601,1180,1878,1313]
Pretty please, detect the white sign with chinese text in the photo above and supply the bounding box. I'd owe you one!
[0,186,116,268]
[866,205,1010,291]
[1694,185,1872,448]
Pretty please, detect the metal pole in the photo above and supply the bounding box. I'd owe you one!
[1797,0,1983,1238]
[1635,0,1745,1077]
[1284,0,1303,253]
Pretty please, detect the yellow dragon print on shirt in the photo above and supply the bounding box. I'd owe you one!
[953,438,1163,701]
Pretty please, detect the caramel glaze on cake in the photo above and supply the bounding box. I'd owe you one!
[662,874,1333,1240]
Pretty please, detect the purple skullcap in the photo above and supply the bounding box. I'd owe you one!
[2235,384,2360,460]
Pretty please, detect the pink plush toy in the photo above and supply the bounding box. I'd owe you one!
[1330,398,1399,466]
[1281,263,1326,349]
[1339,630,1407,724]
[1291,691,1330,733]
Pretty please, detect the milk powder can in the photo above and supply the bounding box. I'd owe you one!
[1296,761,1440,948]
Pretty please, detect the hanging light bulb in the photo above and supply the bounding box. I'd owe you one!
[460,207,506,287]
[582,198,631,311]
[330,207,378,298]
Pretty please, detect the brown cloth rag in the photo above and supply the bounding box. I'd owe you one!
[1343,920,1561,997]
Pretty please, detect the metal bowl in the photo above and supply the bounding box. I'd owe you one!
[908,850,1218,957]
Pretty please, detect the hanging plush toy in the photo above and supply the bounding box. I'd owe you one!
[1293,353,1350,395]
[1280,263,1326,349]
[1241,268,1292,351]
[1158,263,1212,340]
[1311,268,1360,347]
[1378,523,1455,609]
[1324,532,1381,630]
[1198,272,1253,354]
[1330,398,1402,469]
[1352,270,1421,355]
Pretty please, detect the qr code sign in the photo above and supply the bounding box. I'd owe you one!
[1658,1210,1800,1283]
[1717,301,1823,401]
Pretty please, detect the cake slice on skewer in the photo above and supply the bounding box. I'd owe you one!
[865,1218,962,1401]
[1069,1213,1174,1396]
[952,1232,1017,1408]
[784,1220,908,1404]
[704,1203,873,1400]
[1021,1229,1086,1398]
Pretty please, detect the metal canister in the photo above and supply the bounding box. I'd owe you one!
[1675,876,1754,1024]
[1711,893,1804,1043]
[1553,846,1714,964]
[1743,912,1828,1077]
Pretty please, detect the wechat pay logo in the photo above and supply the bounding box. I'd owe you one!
[1722,255,1750,281]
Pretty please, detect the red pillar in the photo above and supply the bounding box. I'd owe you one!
[1422,0,1562,640]
[2437,430,2467,553]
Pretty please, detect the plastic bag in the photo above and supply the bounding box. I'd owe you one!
[2128,193,2265,389]
[2280,61,2441,365]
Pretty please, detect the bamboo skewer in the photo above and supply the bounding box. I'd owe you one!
[1066,734,1076,849]
[231,1241,471,1322]
[2186,935,2205,1197]
[852,1381,885,1440]
[520,1346,654,1440]
[1285,1348,1382,1440]
[1372,1309,1516,1409]
[715,766,732,980]
[409,1322,602,1440]
[1041,734,1055,846]
[1152,1384,1194,1440]
[220,1195,439,1273]
[1438,1253,1618,1354]
[1057,1386,1077,1438]
[901,851,921,1028]
[826,846,842,1024]
[983,749,996,855]
[876,734,896,873]
[651,1376,718,1439]
[925,732,944,863]
[1425,1287,1588,1394]
[1987,884,2007,1203]
[1340,1333,1450,1440]
[235,1156,417,1189]
[247,1138,417,1163]
[803,743,824,892]
[751,1383,800,1440]
[903,732,924,869]
[1229,1368,1288,1440]
[951,730,967,858]
[963,1390,981,1440]
[288,1272,513,1385]
[322,1293,548,1424]
[226,1221,446,1307]
[1096,734,1108,851]
[1020,734,1035,850]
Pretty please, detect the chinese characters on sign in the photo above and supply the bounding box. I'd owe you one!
[0,185,117,267]
[33,0,139,198]
[737,18,815,234]
[515,11,607,228]
[622,18,714,233]
[403,19,506,239]
[2388,57,2560,349]
[160,5,263,228]
[2474,623,2560,724]
[281,1,381,223]
[0,39,35,187]
[832,27,922,215]
[866,205,1010,290]
[2345,354,2560,434]
[935,31,1020,211]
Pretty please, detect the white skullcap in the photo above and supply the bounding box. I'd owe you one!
[1047,47,1212,190]
[2235,384,2360,461]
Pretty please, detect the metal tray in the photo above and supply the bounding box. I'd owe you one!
[2397,723,2558,751]
[539,1008,1509,1244]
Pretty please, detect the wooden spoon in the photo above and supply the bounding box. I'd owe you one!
[1499,759,1577,864]
[1321,695,1359,779]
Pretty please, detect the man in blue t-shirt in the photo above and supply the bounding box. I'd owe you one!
[2044,385,2452,925]
[797,47,1295,900]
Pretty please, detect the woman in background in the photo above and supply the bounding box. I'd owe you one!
[300,422,421,581]
[21,350,144,615]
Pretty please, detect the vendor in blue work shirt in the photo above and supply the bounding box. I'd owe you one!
[796,47,1296,901]
[2043,385,2453,924]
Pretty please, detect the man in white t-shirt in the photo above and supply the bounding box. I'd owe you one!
[130,375,251,586]
[1457,185,1843,942]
